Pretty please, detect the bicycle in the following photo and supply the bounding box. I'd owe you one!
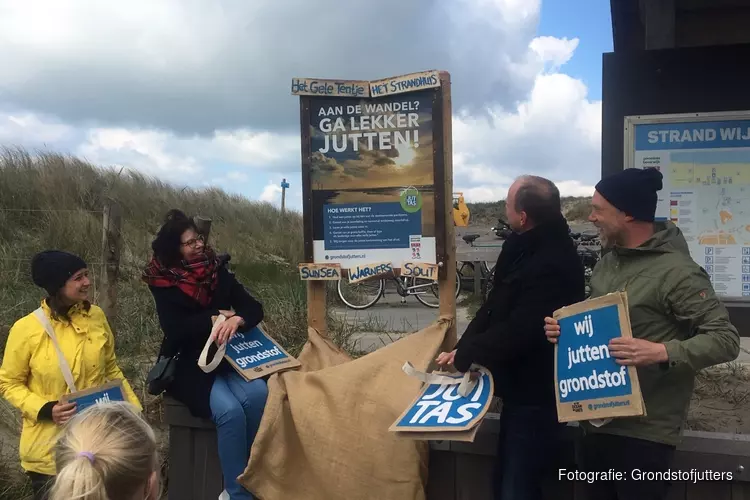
[336,268,462,310]
[458,232,502,299]
[570,230,600,247]
[481,231,601,302]
[570,231,601,298]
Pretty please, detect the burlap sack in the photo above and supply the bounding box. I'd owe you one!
[237,315,454,500]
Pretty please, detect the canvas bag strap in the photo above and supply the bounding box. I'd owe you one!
[402,361,477,397]
[198,314,227,373]
[33,307,77,393]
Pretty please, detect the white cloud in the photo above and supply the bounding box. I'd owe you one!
[555,180,597,197]
[226,171,249,182]
[530,36,580,71]
[0,111,73,146]
[72,125,299,183]
[0,2,603,208]
[452,49,602,200]
[0,0,549,135]
[77,128,202,177]
[260,183,282,204]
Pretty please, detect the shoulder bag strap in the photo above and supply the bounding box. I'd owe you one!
[198,314,227,373]
[33,307,77,393]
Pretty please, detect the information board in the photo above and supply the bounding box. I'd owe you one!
[625,111,750,300]
[295,71,444,270]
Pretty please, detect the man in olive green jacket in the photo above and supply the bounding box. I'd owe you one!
[545,167,740,500]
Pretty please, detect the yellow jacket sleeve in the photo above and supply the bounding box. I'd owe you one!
[0,323,50,423]
[102,318,142,411]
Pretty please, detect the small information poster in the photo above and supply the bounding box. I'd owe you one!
[553,292,645,422]
[61,380,125,413]
[224,325,302,381]
[302,78,440,270]
[389,366,493,442]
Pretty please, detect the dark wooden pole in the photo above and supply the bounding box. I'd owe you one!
[281,179,287,216]
[100,201,122,322]
[194,216,212,243]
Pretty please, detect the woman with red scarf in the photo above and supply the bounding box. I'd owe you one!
[142,209,266,500]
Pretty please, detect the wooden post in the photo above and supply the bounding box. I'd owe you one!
[281,179,289,217]
[438,71,457,347]
[100,201,122,322]
[194,216,212,243]
[473,261,482,298]
[298,96,328,336]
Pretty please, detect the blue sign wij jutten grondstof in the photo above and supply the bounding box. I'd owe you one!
[69,385,125,413]
[556,304,632,403]
[224,326,289,371]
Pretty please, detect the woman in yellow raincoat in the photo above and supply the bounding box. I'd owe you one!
[0,250,140,500]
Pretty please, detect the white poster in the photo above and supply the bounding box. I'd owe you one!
[626,112,750,299]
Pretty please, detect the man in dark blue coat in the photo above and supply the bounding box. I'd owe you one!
[437,175,586,500]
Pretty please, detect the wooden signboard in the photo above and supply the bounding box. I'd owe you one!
[553,292,646,423]
[298,263,342,280]
[294,69,455,344]
[60,380,126,413]
[347,262,393,283]
[400,262,438,281]
[369,70,441,97]
[291,78,370,98]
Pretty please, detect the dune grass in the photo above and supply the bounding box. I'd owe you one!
[0,148,360,498]
[466,196,593,226]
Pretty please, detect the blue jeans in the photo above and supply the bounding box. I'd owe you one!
[210,371,268,500]
[493,403,566,500]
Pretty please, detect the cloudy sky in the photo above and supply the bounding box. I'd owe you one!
[0,0,612,211]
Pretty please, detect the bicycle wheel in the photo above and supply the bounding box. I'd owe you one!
[483,265,495,302]
[583,264,593,298]
[336,278,384,310]
[480,261,492,275]
[412,269,462,308]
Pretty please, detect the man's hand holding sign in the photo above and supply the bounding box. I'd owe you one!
[435,350,480,380]
[544,316,669,367]
[389,361,493,442]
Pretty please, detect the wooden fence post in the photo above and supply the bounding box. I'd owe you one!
[438,71,457,348]
[100,201,122,322]
[281,179,289,217]
[194,216,212,243]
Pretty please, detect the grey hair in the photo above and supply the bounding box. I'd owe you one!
[513,175,561,225]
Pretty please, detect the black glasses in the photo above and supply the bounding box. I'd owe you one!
[181,235,205,248]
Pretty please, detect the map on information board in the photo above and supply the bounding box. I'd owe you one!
[628,114,750,299]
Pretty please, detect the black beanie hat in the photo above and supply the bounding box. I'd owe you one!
[31,250,87,296]
[594,168,663,222]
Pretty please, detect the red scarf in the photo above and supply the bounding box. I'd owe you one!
[142,249,221,307]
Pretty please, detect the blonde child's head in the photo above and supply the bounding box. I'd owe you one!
[49,402,160,500]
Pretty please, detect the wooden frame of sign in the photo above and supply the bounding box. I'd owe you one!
[293,70,456,346]
[60,379,125,405]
